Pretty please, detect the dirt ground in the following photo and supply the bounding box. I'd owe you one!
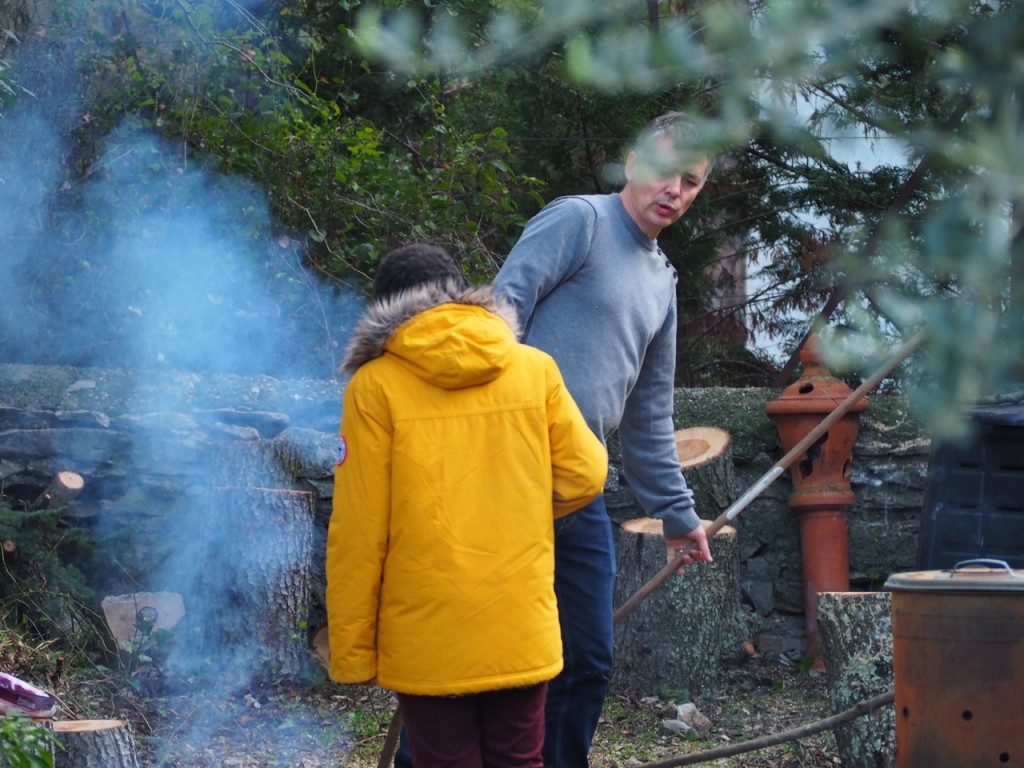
[57,650,841,768]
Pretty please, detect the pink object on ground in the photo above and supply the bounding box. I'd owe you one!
[0,671,57,717]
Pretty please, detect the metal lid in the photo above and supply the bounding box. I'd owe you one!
[971,401,1024,427]
[885,559,1024,594]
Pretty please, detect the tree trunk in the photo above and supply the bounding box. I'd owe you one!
[1010,199,1024,381]
[612,518,740,699]
[816,591,895,768]
[195,486,316,681]
[52,719,140,768]
[675,427,736,518]
[165,440,318,683]
[210,439,293,489]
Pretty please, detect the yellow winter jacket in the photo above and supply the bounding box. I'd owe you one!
[326,282,607,696]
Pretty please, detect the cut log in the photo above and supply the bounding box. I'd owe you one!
[612,518,740,699]
[675,426,731,467]
[52,719,140,768]
[183,486,316,682]
[816,591,895,768]
[31,471,84,510]
[675,427,735,518]
[160,441,319,684]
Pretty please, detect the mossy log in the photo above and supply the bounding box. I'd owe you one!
[611,518,739,699]
[816,591,895,768]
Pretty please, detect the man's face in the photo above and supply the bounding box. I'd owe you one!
[620,136,710,239]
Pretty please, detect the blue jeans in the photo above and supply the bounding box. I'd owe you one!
[396,727,413,768]
[542,496,615,767]
[396,497,615,768]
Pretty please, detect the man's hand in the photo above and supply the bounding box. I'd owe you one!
[665,523,713,576]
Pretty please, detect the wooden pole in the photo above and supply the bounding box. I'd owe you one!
[377,712,404,768]
[612,327,927,625]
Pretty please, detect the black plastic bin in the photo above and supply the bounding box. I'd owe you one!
[916,402,1024,569]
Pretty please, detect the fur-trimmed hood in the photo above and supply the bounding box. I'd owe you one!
[340,282,522,387]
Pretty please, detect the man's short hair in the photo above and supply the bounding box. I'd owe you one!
[373,244,468,302]
[634,111,715,178]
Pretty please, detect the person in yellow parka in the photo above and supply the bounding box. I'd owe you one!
[326,244,608,768]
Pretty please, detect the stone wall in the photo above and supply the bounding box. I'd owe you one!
[0,364,932,652]
[0,363,342,628]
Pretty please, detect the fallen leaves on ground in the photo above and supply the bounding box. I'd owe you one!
[51,650,840,768]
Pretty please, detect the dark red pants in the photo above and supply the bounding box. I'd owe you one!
[397,682,547,768]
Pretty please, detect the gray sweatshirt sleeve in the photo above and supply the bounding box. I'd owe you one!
[616,299,701,538]
[493,197,592,334]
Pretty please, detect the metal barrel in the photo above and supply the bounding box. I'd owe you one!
[886,560,1024,767]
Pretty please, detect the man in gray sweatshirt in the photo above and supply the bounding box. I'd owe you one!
[493,111,715,768]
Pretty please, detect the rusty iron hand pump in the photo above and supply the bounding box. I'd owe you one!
[765,333,869,664]
[379,327,928,768]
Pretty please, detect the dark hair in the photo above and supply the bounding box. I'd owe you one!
[373,244,468,302]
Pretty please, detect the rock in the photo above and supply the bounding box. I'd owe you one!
[659,719,695,738]
[741,578,775,615]
[676,702,713,738]
[101,592,186,652]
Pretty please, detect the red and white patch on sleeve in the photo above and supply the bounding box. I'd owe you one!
[335,436,348,467]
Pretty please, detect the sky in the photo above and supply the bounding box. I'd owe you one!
[747,93,909,366]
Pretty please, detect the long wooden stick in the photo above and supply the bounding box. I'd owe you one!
[377,710,404,768]
[379,328,926,768]
[635,690,895,767]
[612,327,927,625]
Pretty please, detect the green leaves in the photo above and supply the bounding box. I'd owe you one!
[11,0,1024,430]
[0,713,55,768]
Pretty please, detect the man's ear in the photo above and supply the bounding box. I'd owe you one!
[623,150,637,182]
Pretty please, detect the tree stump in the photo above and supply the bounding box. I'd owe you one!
[52,719,140,768]
[675,426,735,518]
[31,470,84,510]
[816,591,895,768]
[611,518,740,699]
[174,486,315,683]
[217,486,314,679]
